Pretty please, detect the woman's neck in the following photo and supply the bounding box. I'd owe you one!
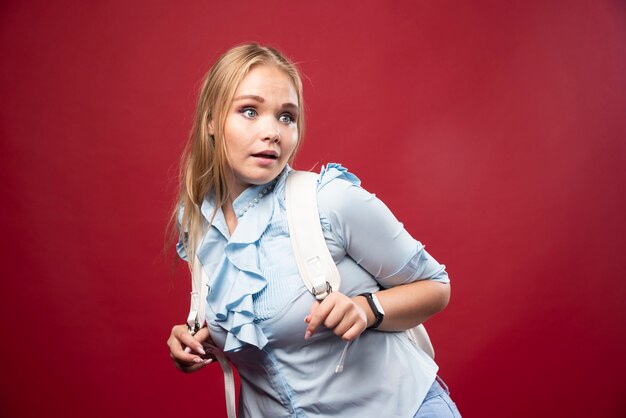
[221,198,238,236]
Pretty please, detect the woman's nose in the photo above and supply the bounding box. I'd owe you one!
[260,118,280,142]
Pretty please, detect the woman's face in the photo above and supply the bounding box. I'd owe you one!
[217,64,299,198]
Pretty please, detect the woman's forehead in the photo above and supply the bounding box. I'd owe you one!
[234,65,298,104]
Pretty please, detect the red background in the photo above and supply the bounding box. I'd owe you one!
[1,1,625,417]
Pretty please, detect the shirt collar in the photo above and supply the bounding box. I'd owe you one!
[199,166,292,235]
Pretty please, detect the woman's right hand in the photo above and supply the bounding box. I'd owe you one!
[167,324,214,373]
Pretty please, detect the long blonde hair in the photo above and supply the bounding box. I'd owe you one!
[170,44,305,263]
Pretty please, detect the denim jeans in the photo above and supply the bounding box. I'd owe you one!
[412,377,461,417]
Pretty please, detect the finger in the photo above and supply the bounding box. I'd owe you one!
[305,300,320,323]
[318,293,355,331]
[305,298,335,339]
[322,303,348,330]
[183,345,217,362]
[174,325,207,355]
[328,301,367,340]
[194,327,212,348]
[330,316,354,338]
[174,358,214,374]
[340,321,367,342]
[167,325,205,365]
[168,340,202,366]
[170,340,216,368]
[329,304,364,337]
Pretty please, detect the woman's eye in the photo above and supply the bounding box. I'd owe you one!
[240,108,257,118]
[279,113,295,124]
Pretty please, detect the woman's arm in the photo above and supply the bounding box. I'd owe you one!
[353,279,450,331]
[305,174,451,340]
[305,277,449,340]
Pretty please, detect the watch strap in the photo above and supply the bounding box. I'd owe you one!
[358,292,384,329]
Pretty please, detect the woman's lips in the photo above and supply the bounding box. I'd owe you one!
[251,152,278,160]
[251,152,278,165]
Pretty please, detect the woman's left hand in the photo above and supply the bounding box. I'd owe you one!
[304,292,368,342]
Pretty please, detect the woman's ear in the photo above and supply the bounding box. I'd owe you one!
[208,120,215,136]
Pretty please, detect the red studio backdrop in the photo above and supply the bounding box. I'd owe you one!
[1,1,625,417]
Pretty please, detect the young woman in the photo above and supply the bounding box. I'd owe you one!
[167,43,461,418]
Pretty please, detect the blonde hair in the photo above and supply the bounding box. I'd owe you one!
[171,43,305,263]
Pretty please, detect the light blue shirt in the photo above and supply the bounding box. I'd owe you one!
[178,164,450,418]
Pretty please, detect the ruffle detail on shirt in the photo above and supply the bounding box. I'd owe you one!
[201,171,291,353]
[317,163,361,189]
[317,163,361,232]
[204,196,273,352]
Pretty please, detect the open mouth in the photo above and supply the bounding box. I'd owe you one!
[252,152,278,160]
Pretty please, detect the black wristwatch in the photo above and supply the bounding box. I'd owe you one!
[358,292,385,329]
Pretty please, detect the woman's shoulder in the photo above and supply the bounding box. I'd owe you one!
[316,163,361,191]
[284,163,362,212]
[314,163,372,220]
[284,163,371,226]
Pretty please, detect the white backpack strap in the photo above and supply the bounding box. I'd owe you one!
[285,171,341,300]
[186,255,209,334]
[285,170,435,359]
[187,255,237,418]
[407,324,435,359]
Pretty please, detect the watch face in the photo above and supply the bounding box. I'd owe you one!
[371,294,385,315]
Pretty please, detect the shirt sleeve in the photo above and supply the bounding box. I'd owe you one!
[175,204,189,261]
[317,167,449,288]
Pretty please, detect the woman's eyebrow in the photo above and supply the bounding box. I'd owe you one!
[233,94,264,102]
[233,95,299,112]
[282,103,299,113]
